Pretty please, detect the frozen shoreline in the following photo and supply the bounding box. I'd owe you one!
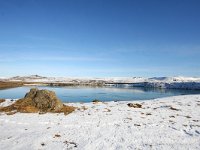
[1,75,200,90]
[0,95,200,150]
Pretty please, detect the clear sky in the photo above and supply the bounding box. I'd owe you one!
[0,0,200,77]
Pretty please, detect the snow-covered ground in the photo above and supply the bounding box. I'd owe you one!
[0,95,200,150]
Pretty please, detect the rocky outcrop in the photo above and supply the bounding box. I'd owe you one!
[0,88,75,115]
[24,88,63,112]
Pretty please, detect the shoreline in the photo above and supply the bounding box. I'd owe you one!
[1,75,200,90]
[1,81,200,92]
[0,95,200,149]
[0,81,24,90]
[0,81,105,90]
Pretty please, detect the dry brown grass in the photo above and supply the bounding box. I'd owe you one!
[0,81,47,89]
[55,104,76,115]
[19,106,39,113]
[0,101,75,115]
[0,99,5,103]
[0,97,38,113]
[0,81,23,89]
[0,94,75,115]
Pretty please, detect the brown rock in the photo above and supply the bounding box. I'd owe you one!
[0,88,75,114]
[32,89,63,112]
[92,99,101,104]
[169,106,180,111]
[127,103,142,108]
[92,99,101,103]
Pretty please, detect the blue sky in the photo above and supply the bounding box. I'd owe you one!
[0,0,200,77]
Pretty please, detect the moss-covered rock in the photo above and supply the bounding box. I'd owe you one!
[0,88,75,115]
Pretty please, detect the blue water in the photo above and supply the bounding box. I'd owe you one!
[0,86,200,102]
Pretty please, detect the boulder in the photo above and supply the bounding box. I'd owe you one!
[29,88,63,112]
[92,99,102,103]
[0,88,75,115]
[127,103,142,108]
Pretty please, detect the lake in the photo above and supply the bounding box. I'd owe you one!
[0,86,200,102]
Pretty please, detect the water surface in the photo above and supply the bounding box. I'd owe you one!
[0,86,200,102]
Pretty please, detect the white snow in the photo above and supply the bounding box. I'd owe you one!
[0,95,200,150]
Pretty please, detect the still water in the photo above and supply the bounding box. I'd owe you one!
[0,86,200,102]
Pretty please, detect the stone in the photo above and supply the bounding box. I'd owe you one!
[127,103,142,108]
[32,89,63,112]
[0,88,75,115]
[92,99,101,103]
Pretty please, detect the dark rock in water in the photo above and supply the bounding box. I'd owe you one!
[127,103,142,108]
[0,88,75,115]
[0,99,5,103]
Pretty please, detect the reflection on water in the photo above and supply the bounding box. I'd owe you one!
[0,86,200,102]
